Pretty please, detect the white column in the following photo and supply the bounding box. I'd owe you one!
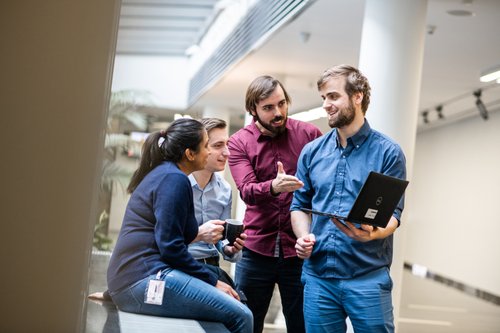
[358,0,428,327]
[234,112,253,221]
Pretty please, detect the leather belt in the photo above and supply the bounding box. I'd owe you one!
[196,256,220,267]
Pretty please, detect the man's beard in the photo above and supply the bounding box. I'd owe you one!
[253,112,288,136]
[329,100,356,128]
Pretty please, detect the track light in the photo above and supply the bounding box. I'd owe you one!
[473,90,489,120]
[435,105,444,119]
[480,64,500,82]
[422,110,429,124]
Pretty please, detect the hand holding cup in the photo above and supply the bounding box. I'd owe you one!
[222,219,244,246]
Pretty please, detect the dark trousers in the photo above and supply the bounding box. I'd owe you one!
[235,248,305,333]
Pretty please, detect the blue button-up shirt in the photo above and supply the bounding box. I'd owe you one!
[290,120,406,279]
[188,172,241,262]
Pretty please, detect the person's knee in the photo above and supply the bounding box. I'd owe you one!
[231,305,253,333]
[242,306,254,324]
[351,318,394,333]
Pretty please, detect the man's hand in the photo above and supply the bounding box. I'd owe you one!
[223,232,247,256]
[271,161,304,195]
[295,233,316,259]
[193,220,225,244]
[215,280,240,301]
[331,216,398,242]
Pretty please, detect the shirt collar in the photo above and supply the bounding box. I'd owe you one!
[333,118,371,149]
[188,173,218,191]
[188,174,198,188]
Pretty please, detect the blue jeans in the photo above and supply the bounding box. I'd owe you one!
[235,248,305,333]
[302,266,394,333]
[110,268,253,333]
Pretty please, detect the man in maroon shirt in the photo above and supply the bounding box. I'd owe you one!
[228,75,322,333]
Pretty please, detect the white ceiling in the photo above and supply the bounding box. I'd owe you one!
[117,0,500,129]
[117,0,220,56]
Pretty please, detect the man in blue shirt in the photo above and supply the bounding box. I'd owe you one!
[291,65,406,333]
[189,118,246,266]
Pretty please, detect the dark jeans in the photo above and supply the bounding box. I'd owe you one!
[235,248,305,333]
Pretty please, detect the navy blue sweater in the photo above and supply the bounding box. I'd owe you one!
[107,161,218,293]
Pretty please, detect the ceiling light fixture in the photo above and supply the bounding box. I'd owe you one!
[473,90,489,120]
[435,105,444,119]
[422,110,429,124]
[426,25,437,35]
[299,31,311,43]
[290,107,325,122]
[185,44,200,57]
[480,64,500,82]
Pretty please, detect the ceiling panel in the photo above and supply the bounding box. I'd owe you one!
[117,0,220,56]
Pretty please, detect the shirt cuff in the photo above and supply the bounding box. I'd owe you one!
[268,180,279,197]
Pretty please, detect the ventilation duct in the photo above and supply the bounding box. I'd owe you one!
[188,0,314,106]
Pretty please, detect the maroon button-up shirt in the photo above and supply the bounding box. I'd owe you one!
[228,118,322,258]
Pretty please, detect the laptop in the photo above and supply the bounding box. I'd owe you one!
[301,171,409,228]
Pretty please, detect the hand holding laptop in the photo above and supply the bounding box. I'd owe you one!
[331,217,398,242]
[300,172,409,228]
[332,217,371,240]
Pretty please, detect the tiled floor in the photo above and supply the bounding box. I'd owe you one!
[399,269,500,333]
[85,252,500,333]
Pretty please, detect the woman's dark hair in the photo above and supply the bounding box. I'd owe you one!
[127,118,205,193]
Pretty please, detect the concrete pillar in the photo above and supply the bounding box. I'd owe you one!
[358,0,428,326]
[0,1,120,331]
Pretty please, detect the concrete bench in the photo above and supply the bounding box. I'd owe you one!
[86,299,229,333]
[86,251,229,333]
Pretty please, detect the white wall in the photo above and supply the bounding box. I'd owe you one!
[405,110,500,295]
[112,55,189,109]
[0,1,120,331]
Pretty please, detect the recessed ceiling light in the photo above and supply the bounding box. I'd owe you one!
[446,9,475,17]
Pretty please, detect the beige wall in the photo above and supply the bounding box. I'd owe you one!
[406,109,500,295]
[0,1,120,332]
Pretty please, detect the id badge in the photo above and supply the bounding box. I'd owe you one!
[144,271,165,305]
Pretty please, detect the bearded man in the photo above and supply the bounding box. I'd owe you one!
[228,75,322,333]
[291,65,407,333]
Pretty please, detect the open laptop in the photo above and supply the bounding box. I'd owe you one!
[301,171,409,228]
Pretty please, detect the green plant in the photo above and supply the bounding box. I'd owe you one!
[93,211,113,251]
[93,90,152,251]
